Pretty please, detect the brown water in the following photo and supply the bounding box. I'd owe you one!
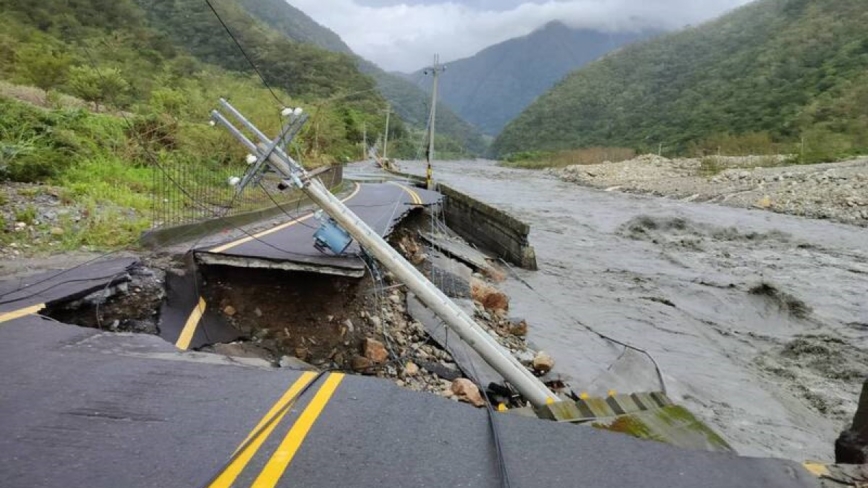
[351,160,868,461]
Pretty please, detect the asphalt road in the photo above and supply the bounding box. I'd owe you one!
[195,182,441,277]
[0,315,820,488]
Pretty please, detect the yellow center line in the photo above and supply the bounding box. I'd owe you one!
[0,303,46,324]
[389,181,422,205]
[803,462,830,477]
[209,183,362,254]
[252,373,345,488]
[175,297,206,350]
[208,372,318,488]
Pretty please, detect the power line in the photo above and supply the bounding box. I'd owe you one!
[201,0,285,107]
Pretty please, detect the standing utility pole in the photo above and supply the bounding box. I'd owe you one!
[362,122,367,160]
[423,54,445,190]
[211,98,558,409]
[382,104,391,161]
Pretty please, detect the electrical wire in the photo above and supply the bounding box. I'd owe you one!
[497,257,668,395]
[202,0,285,107]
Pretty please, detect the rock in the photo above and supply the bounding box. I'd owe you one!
[223,305,237,317]
[367,316,379,328]
[294,347,310,361]
[514,349,536,365]
[836,378,868,464]
[279,355,317,370]
[364,338,389,364]
[351,356,373,373]
[755,196,773,209]
[50,227,64,236]
[345,318,355,333]
[451,378,485,407]
[532,351,555,374]
[509,319,529,337]
[471,281,509,313]
[253,307,262,318]
[404,361,420,376]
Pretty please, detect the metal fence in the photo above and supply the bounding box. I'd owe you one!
[150,158,342,230]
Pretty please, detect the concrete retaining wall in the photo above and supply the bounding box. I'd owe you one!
[438,183,537,270]
[140,165,343,248]
[382,167,538,270]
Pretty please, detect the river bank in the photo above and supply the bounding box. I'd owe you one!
[395,159,868,462]
[549,155,868,227]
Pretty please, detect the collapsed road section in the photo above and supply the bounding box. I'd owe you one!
[0,173,844,487]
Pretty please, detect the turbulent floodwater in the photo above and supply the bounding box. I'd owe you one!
[381,160,868,462]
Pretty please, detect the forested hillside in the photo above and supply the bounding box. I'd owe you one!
[0,0,407,249]
[493,0,868,163]
[236,0,487,156]
[412,21,651,135]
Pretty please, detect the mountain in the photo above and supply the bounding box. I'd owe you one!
[410,21,653,136]
[235,0,353,55]
[0,0,397,167]
[493,0,868,163]
[239,0,487,156]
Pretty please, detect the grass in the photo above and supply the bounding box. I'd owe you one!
[501,147,637,170]
[698,154,798,177]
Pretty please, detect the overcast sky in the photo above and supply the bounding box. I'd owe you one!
[287,0,754,73]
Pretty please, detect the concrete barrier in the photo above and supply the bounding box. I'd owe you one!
[437,183,537,270]
[140,165,343,248]
[382,167,538,270]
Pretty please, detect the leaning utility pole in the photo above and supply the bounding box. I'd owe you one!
[423,55,445,190]
[382,104,391,160]
[211,98,558,409]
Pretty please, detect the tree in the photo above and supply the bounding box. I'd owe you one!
[17,44,72,97]
[68,65,129,112]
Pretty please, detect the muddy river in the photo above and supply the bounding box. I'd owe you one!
[381,159,868,462]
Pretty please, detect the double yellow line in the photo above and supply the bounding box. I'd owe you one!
[389,181,422,206]
[210,183,362,254]
[209,372,345,488]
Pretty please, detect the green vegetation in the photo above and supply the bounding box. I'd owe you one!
[501,147,636,169]
[230,0,488,157]
[0,0,440,253]
[493,0,868,165]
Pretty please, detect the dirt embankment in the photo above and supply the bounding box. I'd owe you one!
[551,155,868,226]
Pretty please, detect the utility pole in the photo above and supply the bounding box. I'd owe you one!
[423,54,445,190]
[362,122,367,161]
[211,99,558,409]
[382,104,391,161]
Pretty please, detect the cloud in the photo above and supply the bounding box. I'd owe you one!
[287,0,753,72]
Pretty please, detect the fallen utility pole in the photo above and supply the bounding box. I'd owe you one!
[211,99,559,408]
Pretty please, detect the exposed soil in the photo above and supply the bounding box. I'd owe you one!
[43,262,165,334]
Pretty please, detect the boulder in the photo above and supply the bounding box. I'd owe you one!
[404,361,420,376]
[532,351,555,374]
[451,378,485,407]
[351,356,373,373]
[471,280,509,313]
[364,338,389,364]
